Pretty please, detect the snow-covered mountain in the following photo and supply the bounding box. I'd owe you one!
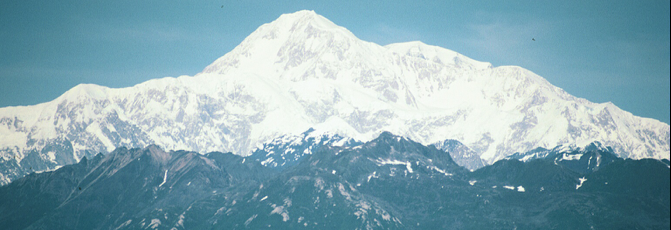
[0,10,669,184]
[247,128,361,169]
[433,139,485,171]
[506,141,623,174]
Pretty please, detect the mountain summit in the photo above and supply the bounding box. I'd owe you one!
[0,10,668,184]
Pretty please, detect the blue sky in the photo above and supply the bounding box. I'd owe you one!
[1,0,669,124]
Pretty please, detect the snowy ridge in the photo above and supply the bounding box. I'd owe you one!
[433,139,485,170]
[508,141,614,163]
[374,159,413,174]
[504,140,623,174]
[0,10,669,184]
[248,128,361,168]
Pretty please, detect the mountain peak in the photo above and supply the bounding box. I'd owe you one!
[274,10,340,31]
[281,9,318,17]
[59,84,109,102]
[201,10,360,75]
[248,10,358,45]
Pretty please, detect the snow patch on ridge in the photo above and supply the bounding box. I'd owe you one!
[561,153,583,161]
[428,165,452,176]
[375,159,413,173]
[158,170,168,187]
[576,177,587,190]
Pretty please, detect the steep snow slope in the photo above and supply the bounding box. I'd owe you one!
[0,10,668,184]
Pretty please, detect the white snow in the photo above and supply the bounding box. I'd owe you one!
[576,177,587,190]
[116,219,132,229]
[270,204,290,222]
[84,121,115,152]
[428,166,452,176]
[375,159,413,173]
[46,151,56,163]
[405,162,413,173]
[503,185,524,192]
[34,165,63,174]
[176,214,185,228]
[260,158,274,166]
[367,171,378,182]
[158,170,168,187]
[561,153,583,161]
[517,186,525,192]
[244,214,258,226]
[149,219,161,229]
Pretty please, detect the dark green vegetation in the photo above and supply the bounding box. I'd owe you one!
[0,132,668,229]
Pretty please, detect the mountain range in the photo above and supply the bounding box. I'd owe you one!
[0,10,669,185]
[1,132,668,229]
